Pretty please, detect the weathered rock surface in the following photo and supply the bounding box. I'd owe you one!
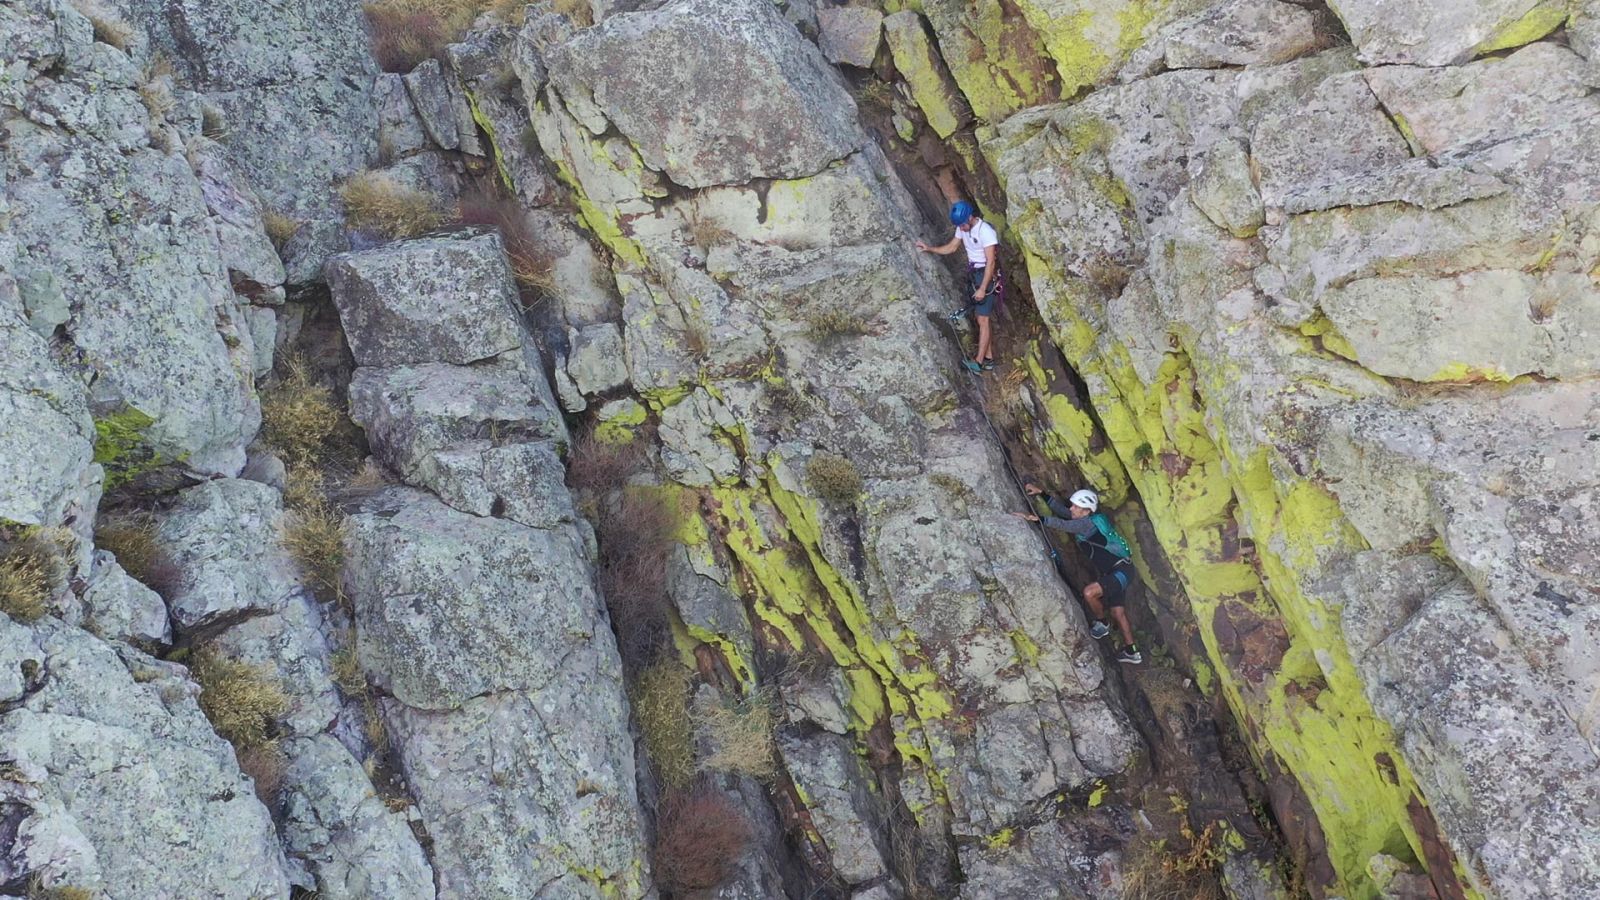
[327,231,528,367]
[985,13,1600,897]
[0,619,290,896]
[1327,0,1564,65]
[544,0,863,188]
[156,478,299,631]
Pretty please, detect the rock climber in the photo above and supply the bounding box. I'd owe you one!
[1012,483,1142,664]
[915,200,1003,373]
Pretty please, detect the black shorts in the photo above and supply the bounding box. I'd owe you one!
[1096,561,1135,608]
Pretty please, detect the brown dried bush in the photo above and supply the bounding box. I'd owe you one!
[652,785,753,893]
[262,210,301,252]
[339,171,443,239]
[456,190,544,288]
[25,878,94,900]
[595,489,681,665]
[1121,824,1227,900]
[364,0,527,72]
[237,743,288,808]
[551,0,594,28]
[565,429,644,494]
[95,514,182,596]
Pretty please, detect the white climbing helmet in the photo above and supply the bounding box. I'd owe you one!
[1069,489,1099,512]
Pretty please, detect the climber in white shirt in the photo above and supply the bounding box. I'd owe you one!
[915,200,1005,373]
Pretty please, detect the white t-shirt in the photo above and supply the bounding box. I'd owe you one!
[957,219,999,266]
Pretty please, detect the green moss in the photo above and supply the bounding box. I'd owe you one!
[1425,362,1514,383]
[1087,780,1108,807]
[1010,244,1467,897]
[463,89,515,193]
[1474,1,1568,55]
[93,408,168,489]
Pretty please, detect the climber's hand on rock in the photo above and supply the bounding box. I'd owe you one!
[1011,512,1039,522]
[915,240,929,252]
[1023,483,1042,496]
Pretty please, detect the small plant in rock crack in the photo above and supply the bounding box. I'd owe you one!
[94,514,182,597]
[281,493,348,601]
[192,651,290,750]
[632,661,696,789]
[698,688,778,781]
[261,357,343,469]
[595,490,683,666]
[237,743,288,809]
[565,429,645,494]
[363,0,531,72]
[24,877,95,900]
[261,209,301,253]
[806,452,862,505]
[456,189,546,289]
[0,532,65,624]
[1121,822,1227,900]
[69,0,136,50]
[652,782,754,893]
[805,308,876,344]
[338,171,444,239]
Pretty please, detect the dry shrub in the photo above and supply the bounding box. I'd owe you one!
[26,879,95,900]
[282,495,348,599]
[193,652,290,750]
[806,308,874,343]
[69,0,135,50]
[330,645,366,695]
[201,101,229,140]
[681,318,711,360]
[364,0,527,72]
[595,490,682,665]
[565,431,643,494]
[1122,825,1227,900]
[687,210,734,252]
[237,742,288,808]
[339,171,443,239]
[653,785,753,893]
[552,0,594,28]
[633,662,696,788]
[456,190,544,287]
[806,452,862,505]
[699,689,778,781]
[262,210,301,251]
[95,514,182,596]
[138,58,177,123]
[0,536,62,624]
[261,358,343,468]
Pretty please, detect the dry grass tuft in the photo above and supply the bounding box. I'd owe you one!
[1121,824,1227,900]
[806,452,862,505]
[26,879,95,900]
[681,318,711,360]
[687,211,734,253]
[633,662,696,788]
[551,0,595,28]
[138,58,177,123]
[806,309,875,344]
[0,536,63,624]
[262,210,301,252]
[70,0,135,50]
[653,785,753,893]
[364,0,529,72]
[193,652,290,750]
[330,646,367,695]
[339,171,444,239]
[281,495,348,600]
[95,515,182,596]
[699,689,778,781]
[237,742,288,808]
[456,190,545,288]
[262,358,343,469]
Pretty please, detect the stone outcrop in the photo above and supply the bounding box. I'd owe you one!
[331,230,650,897]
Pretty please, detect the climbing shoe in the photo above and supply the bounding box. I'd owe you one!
[961,359,982,373]
[1089,620,1111,640]
[1116,645,1143,665]
[980,360,997,371]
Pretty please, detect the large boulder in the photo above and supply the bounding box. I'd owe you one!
[0,620,290,896]
[0,305,95,529]
[1326,0,1565,65]
[326,231,528,368]
[543,0,863,188]
[156,478,300,631]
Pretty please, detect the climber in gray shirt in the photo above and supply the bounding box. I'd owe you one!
[1013,484,1142,664]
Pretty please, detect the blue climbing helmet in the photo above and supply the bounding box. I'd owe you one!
[949,200,976,226]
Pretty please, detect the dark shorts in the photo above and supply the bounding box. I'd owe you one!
[968,265,1003,317]
[1096,561,1135,608]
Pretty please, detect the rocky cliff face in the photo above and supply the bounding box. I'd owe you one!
[1,0,1595,898]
